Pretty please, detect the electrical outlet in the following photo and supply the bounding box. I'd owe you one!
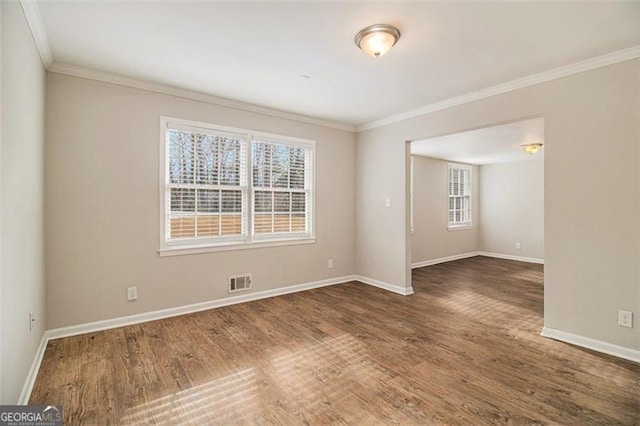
[127,286,138,301]
[328,258,334,269]
[515,242,521,250]
[29,311,35,331]
[617,310,633,328]
[385,197,391,208]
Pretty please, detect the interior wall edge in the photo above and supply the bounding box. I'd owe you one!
[541,326,640,364]
[411,252,480,269]
[355,275,415,296]
[16,334,48,405]
[21,274,416,403]
[47,275,357,340]
[477,252,544,265]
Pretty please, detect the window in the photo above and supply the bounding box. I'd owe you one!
[252,140,311,235]
[160,117,314,254]
[448,163,472,229]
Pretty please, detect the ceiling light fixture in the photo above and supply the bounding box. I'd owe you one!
[355,24,401,58]
[521,143,544,155]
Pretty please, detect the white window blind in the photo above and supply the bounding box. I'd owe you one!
[166,126,248,242]
[448,163,472,228]
[252,140,312,236]
[161,117,314,252]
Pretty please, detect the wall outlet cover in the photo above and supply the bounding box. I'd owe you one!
[127,286,138,301]
[617,310,633,328]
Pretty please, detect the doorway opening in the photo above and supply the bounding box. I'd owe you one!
[408,117,545,324]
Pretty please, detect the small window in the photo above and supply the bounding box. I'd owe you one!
[448,163,472,229]
[160,117,314,254]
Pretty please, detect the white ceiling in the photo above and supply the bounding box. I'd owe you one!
[411,117,545,165]
[36,1,640,127]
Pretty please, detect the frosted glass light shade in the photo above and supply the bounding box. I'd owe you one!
[355,24,401,58]
[521,143,544,155]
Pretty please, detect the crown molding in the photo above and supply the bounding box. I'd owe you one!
[357,46,640,132]
[48,62,356,132]
[19,0,354,131]
[19,0,53,68]
[17,0,639,134]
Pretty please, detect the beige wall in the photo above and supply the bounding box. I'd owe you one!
[1,2,47,403]
[411,156,479,265]
[45,73,356,329]
[355,133,410,289]
[356,59,639,350]
[410,156,543,265]
[479,159,544,260]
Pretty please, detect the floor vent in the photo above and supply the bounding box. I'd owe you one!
[229,274,252,293]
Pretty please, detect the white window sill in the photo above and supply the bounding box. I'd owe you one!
[159,237,316,257]
[448,224,473,231]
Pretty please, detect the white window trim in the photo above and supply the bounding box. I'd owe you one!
[447,162,473,230]
[410,156,415,235]
[447,224,473,231]
[158,116,316,255]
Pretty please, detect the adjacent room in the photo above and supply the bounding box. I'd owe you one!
[2,1,639,424]
[410,118,545,267]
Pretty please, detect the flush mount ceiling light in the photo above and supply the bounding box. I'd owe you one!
[355,24,401,58]
[521,143,544,155]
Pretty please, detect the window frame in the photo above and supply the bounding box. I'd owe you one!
[159,116,316,256]
[447,162,473,230]
[250,134,314,242]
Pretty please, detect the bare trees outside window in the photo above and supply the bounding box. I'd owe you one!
[161,118,314,251]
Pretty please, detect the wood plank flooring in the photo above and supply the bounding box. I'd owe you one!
[30,256,640,424]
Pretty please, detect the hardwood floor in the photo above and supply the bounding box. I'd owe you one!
[31,256,640,424]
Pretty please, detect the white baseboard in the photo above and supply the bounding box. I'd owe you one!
[24,273,416,404]
[411,252,480,269]
[47,275,356,340]
[541,327,640,364]
[355,275,414,296]
[17,333,48,404]
[478,251,544,264]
